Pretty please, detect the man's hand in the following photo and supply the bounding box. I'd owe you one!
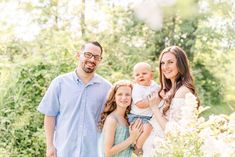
[46,144,57,157]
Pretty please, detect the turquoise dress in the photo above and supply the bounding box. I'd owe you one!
[99,114,132,157]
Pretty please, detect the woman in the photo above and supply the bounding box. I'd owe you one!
[143,46,199,157]
[98,80,142,157]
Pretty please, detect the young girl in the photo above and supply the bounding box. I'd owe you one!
[98,80,142,157]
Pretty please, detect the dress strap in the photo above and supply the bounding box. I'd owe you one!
[109,113,121,124]
[109,113,128,127]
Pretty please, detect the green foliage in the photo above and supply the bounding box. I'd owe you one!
[0,0,235,156]
[193,60,223,105]
[0,62,73,157]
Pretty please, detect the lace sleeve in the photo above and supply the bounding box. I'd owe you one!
[165,98,185,133]
[165,92,198,134]
[168,98,185,122]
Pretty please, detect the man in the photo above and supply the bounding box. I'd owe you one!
[37,41,111,157]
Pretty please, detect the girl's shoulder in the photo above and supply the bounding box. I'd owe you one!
[103,114,119,134]
[174,86,192,98]
[104,114,119,127]
[107,113,118,122]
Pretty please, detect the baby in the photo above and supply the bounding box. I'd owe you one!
[128,62,159,156]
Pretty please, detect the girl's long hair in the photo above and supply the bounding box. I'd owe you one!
[158,46,199,115]
[98,80,133,130]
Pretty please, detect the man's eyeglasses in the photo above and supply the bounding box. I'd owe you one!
[83,52,102,61]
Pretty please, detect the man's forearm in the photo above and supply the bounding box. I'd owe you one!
[44,116,56,146]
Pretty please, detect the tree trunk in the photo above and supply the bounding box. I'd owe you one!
[80,0,86,38]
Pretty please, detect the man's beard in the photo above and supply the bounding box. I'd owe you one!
[82,66,95,73]
[82,61,96,73]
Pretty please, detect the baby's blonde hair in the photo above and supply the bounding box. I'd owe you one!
[133,62,152,72]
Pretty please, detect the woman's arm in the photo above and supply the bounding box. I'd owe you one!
[149,86,192,131]
[153,109,168,130]
[148,92,168,130]
[103,117,142,157]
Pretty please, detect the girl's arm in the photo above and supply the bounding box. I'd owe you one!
[103,116,142,157]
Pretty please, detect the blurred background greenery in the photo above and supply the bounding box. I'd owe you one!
[0,0,234,156]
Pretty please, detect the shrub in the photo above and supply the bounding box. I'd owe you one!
[0,62,73,157]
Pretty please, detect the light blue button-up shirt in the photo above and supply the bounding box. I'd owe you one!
[37,71,111,157]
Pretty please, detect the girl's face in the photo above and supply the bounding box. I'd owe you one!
[160,52,179,81]
[115,86,132,108]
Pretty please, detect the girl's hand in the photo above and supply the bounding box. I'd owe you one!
[129,119,143,144]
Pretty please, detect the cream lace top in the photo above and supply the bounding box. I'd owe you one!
[149,98,185,138]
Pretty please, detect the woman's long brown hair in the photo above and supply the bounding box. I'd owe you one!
[98,80,133,130]
[158,46,199,115]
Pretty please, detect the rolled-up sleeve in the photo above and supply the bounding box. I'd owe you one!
[37,78,60,116]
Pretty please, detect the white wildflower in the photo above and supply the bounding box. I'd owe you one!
[208,114,227,124]
[200,136,220,157]
[198,105,210,114]
[198,116,205,123]
[201,134,235,157]
[165,120,180,136]
[216,137,234,157]
[228,112,235,130]
[198,127,213,139]
[150,92,235,157]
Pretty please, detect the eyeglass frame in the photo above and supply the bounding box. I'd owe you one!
[82,52,102,61]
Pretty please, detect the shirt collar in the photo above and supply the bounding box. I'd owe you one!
[73,70,101,84]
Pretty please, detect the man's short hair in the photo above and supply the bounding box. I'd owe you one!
[81,41,103,55]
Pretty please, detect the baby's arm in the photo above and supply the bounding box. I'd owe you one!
[132,85,148,109]
[136,87,161,109]
[135,99,149,109]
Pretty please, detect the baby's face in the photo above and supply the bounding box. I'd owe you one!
[133,66,153,86]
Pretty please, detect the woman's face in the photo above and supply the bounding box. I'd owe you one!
[115,86,132,108]
[160,52,179,81]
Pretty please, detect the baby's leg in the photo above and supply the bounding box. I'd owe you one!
[136,123,152,149]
